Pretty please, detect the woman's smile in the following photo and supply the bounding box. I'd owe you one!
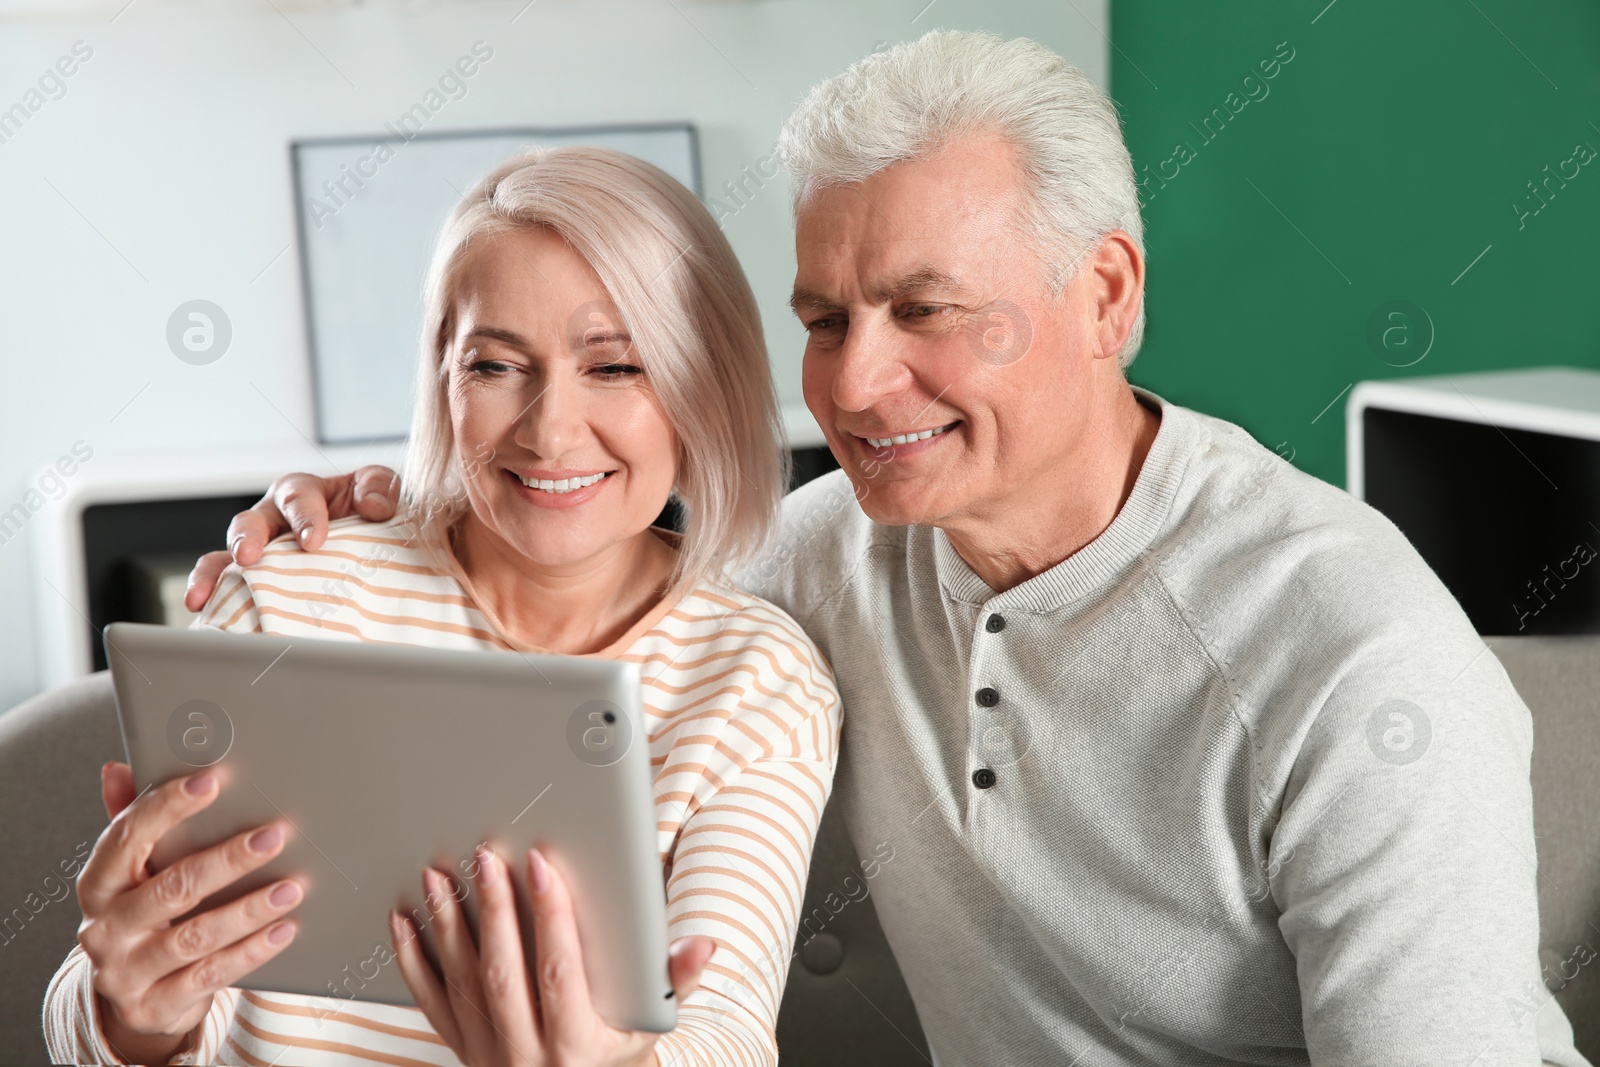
[504,467,614,508]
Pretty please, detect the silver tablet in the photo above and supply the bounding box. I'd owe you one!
[103,621,675,1032]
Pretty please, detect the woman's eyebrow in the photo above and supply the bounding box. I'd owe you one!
[575,327,632,345]
[462,325,531,349]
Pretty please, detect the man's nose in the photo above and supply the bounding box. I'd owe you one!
[831,317,909,413]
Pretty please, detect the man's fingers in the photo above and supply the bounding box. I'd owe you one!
[183,551,234,614]
[113,820,291,930]
[527,847,595,1047]
[352,465,400,520]
[101,762,137,821]
[224,500,282,568]
[204,466,387,604]
[78,772,222,915]
[667,936,716,1002]
[273,473,335,553]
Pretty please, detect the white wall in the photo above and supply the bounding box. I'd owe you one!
[0,0,1108,709]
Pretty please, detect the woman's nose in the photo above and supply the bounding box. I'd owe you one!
[516,373,585,459]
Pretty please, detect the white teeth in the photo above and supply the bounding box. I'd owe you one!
[865,423,954,449]
[516,472,608,493]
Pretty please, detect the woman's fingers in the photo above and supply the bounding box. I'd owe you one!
[136,914,299,1026]
[130,864,301,985]
[527,848,596,1050]
[391,909,466,1056]
[112,819,291,931]
[423,866,497,1066]
[666,936,717,1002]
[470,847,540,1062]
[101,762,138,821]
[78,772,222,917]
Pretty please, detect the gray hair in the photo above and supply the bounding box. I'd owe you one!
[777,29,1147,367]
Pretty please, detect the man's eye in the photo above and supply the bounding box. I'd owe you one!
[905,304,947,319]
[806,316,843,331]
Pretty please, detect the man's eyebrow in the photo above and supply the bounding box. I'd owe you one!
[789,268,976,316]
[789,287,840,315]
[871,267,973,303]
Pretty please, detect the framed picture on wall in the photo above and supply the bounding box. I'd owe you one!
[291,123,700,445]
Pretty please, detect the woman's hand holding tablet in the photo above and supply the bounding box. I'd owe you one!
[76,763,302,1065]
[79,750,715,1067]
[393,847,714,1067]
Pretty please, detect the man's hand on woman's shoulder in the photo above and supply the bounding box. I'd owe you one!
[184,466,402,611]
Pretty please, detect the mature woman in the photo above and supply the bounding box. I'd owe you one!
[44,147,841,1067]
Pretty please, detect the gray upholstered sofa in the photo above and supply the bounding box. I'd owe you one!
[2,636,1596,1063]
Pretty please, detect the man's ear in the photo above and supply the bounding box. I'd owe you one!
[1091,231,1144,361]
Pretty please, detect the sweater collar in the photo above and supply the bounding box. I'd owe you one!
[928,386,1199,612]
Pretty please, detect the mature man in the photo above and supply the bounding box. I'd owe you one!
[187,31,1587,1066]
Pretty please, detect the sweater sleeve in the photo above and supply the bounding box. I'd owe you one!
[1268,641,1584,1065]
[42,944,236,1064]
[650,630,843,1066]
[193,564,263,634]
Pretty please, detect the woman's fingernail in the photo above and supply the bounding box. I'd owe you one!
[267,920,296,946]
[269,881,301,908]
[476,846,497,886]
[297,528,311,544]
[529,849,549,894]
[249,825,283,853]
[424,867,448,904]
[185,773,216,796]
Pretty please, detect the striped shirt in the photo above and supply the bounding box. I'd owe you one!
[45,516,842,1067]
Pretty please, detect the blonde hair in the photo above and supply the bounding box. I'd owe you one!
[779,30,1147,368]
[403,146,787,592]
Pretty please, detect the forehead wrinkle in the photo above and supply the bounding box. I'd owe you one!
[790,265,979,314]
[869,266,977,305]
[462,324,532,349]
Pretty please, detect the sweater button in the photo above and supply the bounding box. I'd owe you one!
[975,686,999,707]
[799,932,845,975]
[972,768,997,789]
[985,613,1006,633]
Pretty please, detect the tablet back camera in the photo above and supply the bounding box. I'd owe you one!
[567,700,633,768]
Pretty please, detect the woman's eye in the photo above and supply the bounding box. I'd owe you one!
[595,363,643,378]
[466,358,514,376]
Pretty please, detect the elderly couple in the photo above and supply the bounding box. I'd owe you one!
[46,28,1588,1067]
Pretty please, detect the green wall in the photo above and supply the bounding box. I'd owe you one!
[1111,0,1600,488]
